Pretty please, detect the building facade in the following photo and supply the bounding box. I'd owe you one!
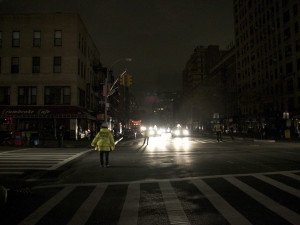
[0,13,103,141]
[181,45,225,129]
[234,0,300,137]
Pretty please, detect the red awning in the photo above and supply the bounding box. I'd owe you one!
[0,106,95,119]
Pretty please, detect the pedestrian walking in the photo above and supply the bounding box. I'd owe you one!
[91,122,115,168]
[215,122,223,142]
[143,128,150,145]
[57,125,65,147]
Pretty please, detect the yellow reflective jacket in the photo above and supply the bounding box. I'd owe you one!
[91,128,115,151]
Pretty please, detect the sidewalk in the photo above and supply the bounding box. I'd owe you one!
[0,136,124,150]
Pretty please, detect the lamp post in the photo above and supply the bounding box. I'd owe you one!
[104,58,132,126]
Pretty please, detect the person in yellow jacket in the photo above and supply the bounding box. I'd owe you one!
[91,122,115,167]
[214,122,223,142]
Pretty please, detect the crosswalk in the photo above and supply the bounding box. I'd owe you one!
[12,170,300,225]
[117,137,242,147]
[0,149,90,173]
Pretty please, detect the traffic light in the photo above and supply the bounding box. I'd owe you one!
[127,74,133,86]
[120,74,125,85]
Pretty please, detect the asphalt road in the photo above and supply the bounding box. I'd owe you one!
[0,135,300,225]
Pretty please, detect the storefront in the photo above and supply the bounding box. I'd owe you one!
[0,106,96,141]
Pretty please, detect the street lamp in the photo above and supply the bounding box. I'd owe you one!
[104,58,132,126]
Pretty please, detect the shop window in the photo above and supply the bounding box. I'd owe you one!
[54,30,62,46]
[53,56,61,73]
[32,57,40,73]
[11,57,19,73]
[44,86,70,105]
[33,31,41,47]
[0,87,10,105]
[12,31,20,47]
[18,87,37,105]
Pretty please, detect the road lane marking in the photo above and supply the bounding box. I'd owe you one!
[48,149,91,170]
[66,184,107,225]
[118,183,140,225]
[159,181,191,225]
[225,177,300,225]
[253,174,300,198]
[192,179,252,225]
[19,186,74,225]
[34,170,300,188]
[0,149,29,155]
[282,172,300,181]
[0,171,23,174]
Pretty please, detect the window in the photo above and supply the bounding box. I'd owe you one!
[285,45,292,57]
[293,4,298,15]
[33,31,41,47]
[18,87,37,105]
[54,30,62,46]
[12,31,20,47]
[0,57,1,73]
[78,88,85,107]
[44,86,70,105]
[284,27,291,40]
[0,31,2,47]
[0,87,10,105]
[11,57,19,73]
[32,57,40,73]
[286,62,293,74]
[296,40,300,52]
[295,22,299,34]
[287,79,294,94]
[53,56,61,73]
[283,10,290,23]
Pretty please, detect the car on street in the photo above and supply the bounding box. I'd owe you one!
[171,127,190,137]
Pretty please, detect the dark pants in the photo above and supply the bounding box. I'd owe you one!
[58,136,63,147]
[100,151,110,166]
[143,136,149,145]
[216,131,222,142]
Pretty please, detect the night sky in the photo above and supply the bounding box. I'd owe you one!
[0,0,234,98]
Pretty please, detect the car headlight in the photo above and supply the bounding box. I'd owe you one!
[174,130,180,136]
[150,130,155,135]
[183,130,189,135]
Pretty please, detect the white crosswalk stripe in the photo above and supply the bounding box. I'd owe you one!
[15,171,300,225]
[0,149,90,171]
[225,176,300,225]
[66,184,107,225]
